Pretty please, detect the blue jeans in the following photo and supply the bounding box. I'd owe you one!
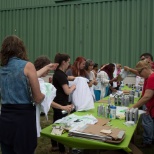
[142,105,154,144]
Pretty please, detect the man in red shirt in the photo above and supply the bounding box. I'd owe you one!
[124,53,154,74]
[131,60,154,147]
[140,53,154,71]
[124,53,154,147]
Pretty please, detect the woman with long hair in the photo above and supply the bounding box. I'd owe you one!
[0,35,45,154]
[66,56,89,79]
[97,63,117,99]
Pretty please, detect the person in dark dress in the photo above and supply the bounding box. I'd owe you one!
[0,35,45,154]
[0,35,58,154]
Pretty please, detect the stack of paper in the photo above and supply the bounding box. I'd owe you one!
[69,124,125,144]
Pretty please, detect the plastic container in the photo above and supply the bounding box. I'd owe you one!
[110,105,116,119]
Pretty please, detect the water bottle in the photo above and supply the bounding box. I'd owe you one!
[110,105,116,119]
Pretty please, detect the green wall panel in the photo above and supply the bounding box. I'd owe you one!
[0,0,154,68]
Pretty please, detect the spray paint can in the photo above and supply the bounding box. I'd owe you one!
[129,108,134,121]
[125,109,130,121]
[133,108,139,123]
[102,105,105,117]
[97,105,101,116]
[105,106,109,118]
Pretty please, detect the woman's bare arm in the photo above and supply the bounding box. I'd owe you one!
[24,62,45,103]
[62,84,76,95]
[37,63,59,77]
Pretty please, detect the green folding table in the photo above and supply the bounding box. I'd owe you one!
[41,93,139,153]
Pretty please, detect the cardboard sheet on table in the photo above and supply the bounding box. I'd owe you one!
[97,99,108,103]
[96,118,110,126]
[122,90,130,94]
[79,124,125,143]
[97,98,115,104]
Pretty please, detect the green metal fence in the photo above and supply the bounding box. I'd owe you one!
[0,0,154,67]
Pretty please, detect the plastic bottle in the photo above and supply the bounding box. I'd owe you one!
[110,105,116,119]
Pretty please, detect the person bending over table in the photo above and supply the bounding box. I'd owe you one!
[51,53,76,154]
[124,53,154,148]
[130,60,154,148]
[96,63,118,99]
